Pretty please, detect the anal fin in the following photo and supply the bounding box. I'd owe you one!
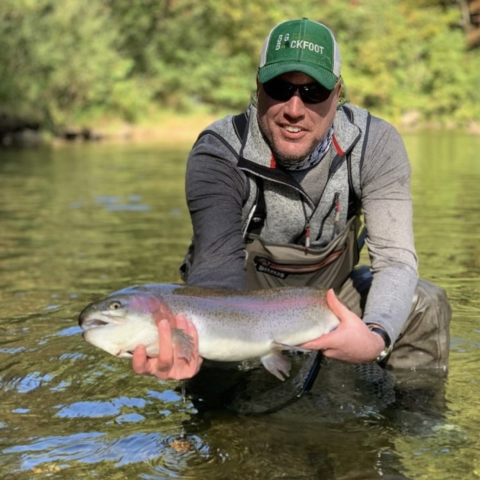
[260,352,292,381]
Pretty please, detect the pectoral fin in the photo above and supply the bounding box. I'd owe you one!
[260,352,292,381]
[171,328,194,361]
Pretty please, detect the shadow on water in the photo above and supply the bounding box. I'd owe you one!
[0,134,479,478]
[180,358,453,479]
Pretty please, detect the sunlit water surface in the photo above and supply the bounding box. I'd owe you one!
[0,132,479,479]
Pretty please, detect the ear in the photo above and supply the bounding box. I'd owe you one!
[336,79,342,97]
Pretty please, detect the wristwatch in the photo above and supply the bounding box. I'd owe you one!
[367,324,393,363]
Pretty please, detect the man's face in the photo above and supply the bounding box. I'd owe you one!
[257,72,340,164]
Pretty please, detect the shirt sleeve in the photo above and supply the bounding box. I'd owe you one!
[360,116,419,344]
[184,134,249,290]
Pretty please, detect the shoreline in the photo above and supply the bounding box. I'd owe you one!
[1,111,479,148]
[0,110,223,148]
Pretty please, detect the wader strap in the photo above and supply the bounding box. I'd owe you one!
[233,114,267,235]
[342,106,361,219]
[248,178,266,235]
[343,106,367,242]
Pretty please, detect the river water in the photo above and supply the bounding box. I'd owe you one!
[0,132,479,479]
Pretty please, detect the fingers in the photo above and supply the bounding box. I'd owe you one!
[174,314,189,343]
[132,315,202,380]
[171,314,199,367]
[299,290,350,352]
[298,338,324,350]
[132,344,148,374]
[175,313,198,343]
[131,319,175,378]
[326,289,349,320]
[157,319,174,367]
[169,314,202,378]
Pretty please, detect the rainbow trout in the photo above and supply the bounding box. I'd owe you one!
[78,284,339,380]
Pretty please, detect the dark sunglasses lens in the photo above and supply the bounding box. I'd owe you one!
[262,79,293,101]
[301,84,332,103]
[263,79,332,104]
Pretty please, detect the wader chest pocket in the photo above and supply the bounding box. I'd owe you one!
[253,248,346,278]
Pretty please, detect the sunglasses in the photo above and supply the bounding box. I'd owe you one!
[262,78,333,104]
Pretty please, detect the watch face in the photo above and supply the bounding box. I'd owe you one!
[376,345,393,363]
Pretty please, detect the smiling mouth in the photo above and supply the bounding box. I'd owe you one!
[284,125,302,133]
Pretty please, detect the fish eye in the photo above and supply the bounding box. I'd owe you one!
[109,301,122,310]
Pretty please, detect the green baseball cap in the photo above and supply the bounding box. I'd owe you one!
[258,18,341,90]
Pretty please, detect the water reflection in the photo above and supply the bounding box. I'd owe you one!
[0,135,479,478]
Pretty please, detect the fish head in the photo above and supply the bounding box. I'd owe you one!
[78,293,164,358]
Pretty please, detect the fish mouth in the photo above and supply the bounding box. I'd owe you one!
[79,316,111,331]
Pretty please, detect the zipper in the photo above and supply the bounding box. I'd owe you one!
[315,192,341,242]
[240,163,343,249]
[305,220,311,251]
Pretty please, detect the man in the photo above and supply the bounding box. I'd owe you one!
[133,18,451,381]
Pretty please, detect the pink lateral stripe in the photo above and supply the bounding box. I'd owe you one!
[332,134,344,156]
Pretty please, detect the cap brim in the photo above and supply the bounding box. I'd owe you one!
[259,62,338,90]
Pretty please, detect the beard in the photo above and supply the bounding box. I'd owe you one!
[258,115,323,165]
[268,135,319,164]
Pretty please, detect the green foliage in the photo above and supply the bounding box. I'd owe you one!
[0,0,478,129]
[0,0,148,127]
[321,0,480,124]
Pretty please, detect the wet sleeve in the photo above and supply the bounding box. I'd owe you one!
[184,134,248,290]
[360,117,418,344]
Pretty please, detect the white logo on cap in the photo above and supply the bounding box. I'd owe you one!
[275,33,324,54]
[275,33,290,51]
[290,40,324,54]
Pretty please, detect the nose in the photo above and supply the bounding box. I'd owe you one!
[283,92,305,119]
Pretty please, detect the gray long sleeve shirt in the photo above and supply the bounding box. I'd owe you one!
[184,104,418,344]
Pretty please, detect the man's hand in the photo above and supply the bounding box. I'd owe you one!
[132,314,203,380]
[300,289,386,363]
